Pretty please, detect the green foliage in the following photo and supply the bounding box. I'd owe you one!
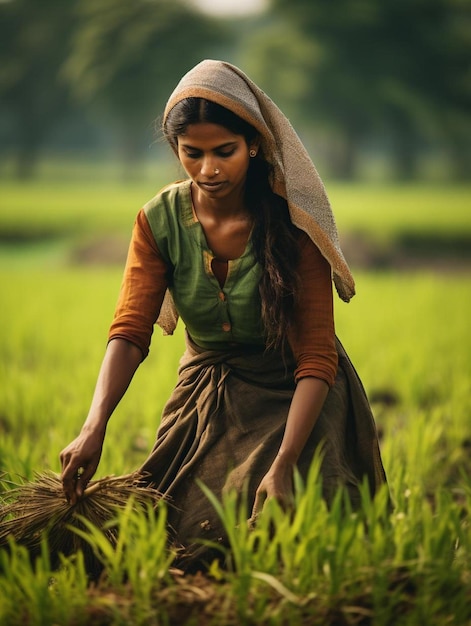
[0,0,79,177]
[64,0,228,126]
[1,0,470,181]
[0,540,89,626]
[0,501,175,626]
[1,175,469,248]
[0,0,229,178]
[247,0,471,179]
[199,466,470,625]
[0,266,184,478]
[72,499,174,613]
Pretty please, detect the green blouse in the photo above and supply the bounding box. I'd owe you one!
[144,180,265,350]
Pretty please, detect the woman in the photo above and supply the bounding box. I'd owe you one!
[60,60,386,567]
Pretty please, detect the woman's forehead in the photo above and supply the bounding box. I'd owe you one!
[177,122,245,145]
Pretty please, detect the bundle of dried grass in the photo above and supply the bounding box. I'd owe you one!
[0,471,162,579]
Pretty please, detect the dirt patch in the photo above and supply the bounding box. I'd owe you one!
[70,235,129,266]
[341,231,471,272]
[68,232,471,272]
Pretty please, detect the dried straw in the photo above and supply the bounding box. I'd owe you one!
[0,471,162,578]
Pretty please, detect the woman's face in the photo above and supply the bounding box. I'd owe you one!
[176,122,258,205]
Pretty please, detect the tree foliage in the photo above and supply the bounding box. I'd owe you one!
[0,0,79,177]
[0,0,228,178]
[63,0,228,163]
[256,0,471,178]
[0,0,469,180]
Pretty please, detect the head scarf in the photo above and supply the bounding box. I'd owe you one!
[157,60,355,334]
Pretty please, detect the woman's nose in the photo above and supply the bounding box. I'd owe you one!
[200,157,218,176]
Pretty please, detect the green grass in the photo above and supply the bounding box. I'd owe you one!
[330,182,471,238]
[1,268,470,625]
[0,266,184,478]
[0,174,470,624]
[1,167,470,245]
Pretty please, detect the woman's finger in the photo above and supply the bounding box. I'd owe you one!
[249,489,267,527]
[61,460,85,504]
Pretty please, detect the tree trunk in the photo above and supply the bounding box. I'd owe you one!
[331,128,358,180]
[447,134,471,181]
[120,125,145,182]
[390,127,419,181]
[15,125,42,180]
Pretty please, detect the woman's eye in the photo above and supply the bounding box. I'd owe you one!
[183,148,236,159]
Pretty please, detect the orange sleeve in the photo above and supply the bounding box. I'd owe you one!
[288,231,338,387]
[108,209,169,358]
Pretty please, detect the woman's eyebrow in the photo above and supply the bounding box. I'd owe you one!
[180,141,238,150]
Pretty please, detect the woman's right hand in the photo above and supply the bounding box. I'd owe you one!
[60,427,105,505]
[60,338,143,505]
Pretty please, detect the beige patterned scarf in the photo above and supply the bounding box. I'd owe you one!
[157,59,355,334]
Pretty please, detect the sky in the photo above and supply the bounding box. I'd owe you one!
[191,0,268,16]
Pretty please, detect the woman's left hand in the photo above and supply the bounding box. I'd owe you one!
[250,378,330,525]
[250,457,295,524]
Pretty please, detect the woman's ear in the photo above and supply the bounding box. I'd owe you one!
[249,136,261,157]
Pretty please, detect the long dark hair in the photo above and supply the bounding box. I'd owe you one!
[163,98,299,350]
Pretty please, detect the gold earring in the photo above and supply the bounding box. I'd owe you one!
[249,149,257,157]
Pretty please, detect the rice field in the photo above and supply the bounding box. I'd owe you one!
[0,172,470,625]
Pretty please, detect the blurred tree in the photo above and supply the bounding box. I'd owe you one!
[239,19,373,178]
[62,0,228,176]
[0,0,78,178]
[237,21,321,123]
[262,0,471,179]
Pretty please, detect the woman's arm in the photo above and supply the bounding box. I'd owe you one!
[60,338,143,504]
[252,233,336,517]
[61,209,168,504]
[252,376,328,515]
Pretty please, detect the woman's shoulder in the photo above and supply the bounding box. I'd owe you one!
[295,227,321,256]
[140,179,194,262]
[143,179,191,215]
[294,227,331,272]
[143,179,193,236]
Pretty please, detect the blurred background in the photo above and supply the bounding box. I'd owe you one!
[0,0,470,278]
[1,0,469,183]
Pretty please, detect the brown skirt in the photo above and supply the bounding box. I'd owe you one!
[139,335,387,566]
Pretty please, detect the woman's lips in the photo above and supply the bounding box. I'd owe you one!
[198,181,226,192]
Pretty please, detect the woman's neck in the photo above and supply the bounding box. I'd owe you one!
[191,183,248,221]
